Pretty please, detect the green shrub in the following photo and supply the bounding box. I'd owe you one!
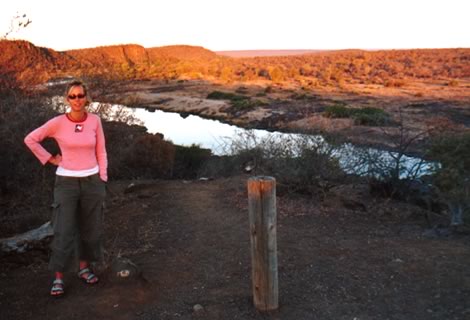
[207,91,248,101]
[324,104,390,126]
[324,104,351,118]
[207,91,267,112]
[352,107,390,126]
[231,99,265,111]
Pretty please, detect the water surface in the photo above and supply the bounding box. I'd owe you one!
[132,107,434,177]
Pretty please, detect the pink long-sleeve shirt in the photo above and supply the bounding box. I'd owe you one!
[24,113,108,181]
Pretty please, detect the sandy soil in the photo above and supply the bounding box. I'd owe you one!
[1,176,469,320]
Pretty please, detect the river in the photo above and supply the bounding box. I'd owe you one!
[130,107,434,178]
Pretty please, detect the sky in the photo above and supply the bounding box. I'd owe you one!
[1,0,469,52]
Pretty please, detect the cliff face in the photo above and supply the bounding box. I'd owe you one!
[67,44,151,67]
[147,45,218,61]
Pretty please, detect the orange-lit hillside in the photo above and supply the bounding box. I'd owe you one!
[1,40,469,87]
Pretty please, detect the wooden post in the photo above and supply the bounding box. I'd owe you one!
[247,176,278,311]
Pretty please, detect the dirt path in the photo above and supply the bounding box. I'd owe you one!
[1,176,469,319]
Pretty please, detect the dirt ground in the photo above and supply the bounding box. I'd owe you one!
[1,175,469,320]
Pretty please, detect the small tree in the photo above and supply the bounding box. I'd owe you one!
[2,13,32,39]
[343,109,431,199]
[218,130,344,197]
[377,110,428,182]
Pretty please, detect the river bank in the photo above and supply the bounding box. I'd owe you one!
[97,78,470,155]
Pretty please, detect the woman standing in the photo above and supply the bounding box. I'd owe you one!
[24,80,107,297]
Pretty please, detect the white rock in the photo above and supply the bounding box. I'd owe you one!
[193,304,204,312]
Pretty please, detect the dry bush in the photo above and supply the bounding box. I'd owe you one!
[425,116,463,133]
[212,131,345,197]
[103,121,148,180]
[123,134,175,179]
[173,144,212,179]
[0,89,59,235]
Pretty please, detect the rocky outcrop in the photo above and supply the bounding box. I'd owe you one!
[147,45,217,61]
[0,40,76,84]
[67,44,150,67]
[0,40,219,85]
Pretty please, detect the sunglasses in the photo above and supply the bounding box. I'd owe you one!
[68,94,86,100]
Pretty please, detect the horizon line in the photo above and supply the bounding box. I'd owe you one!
[3,38,469,52]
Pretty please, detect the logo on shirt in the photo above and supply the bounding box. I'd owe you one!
[75,124,84,132]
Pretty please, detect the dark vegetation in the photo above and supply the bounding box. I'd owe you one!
[428,131,470,226]
[207,91,249,101]
[324,104,391,126]
[0,88,59,233]
[207,90,266,113]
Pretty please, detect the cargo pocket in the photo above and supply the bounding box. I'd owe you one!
[92,174,107,199]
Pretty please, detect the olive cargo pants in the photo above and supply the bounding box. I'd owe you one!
[49,174,106,272]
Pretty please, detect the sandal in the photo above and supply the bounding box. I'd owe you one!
[78,267,99,284]
[50,279,65,297]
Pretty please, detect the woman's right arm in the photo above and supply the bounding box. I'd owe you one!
[24,118,57,165]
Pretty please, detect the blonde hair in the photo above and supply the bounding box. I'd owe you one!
[65,80,91,105]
